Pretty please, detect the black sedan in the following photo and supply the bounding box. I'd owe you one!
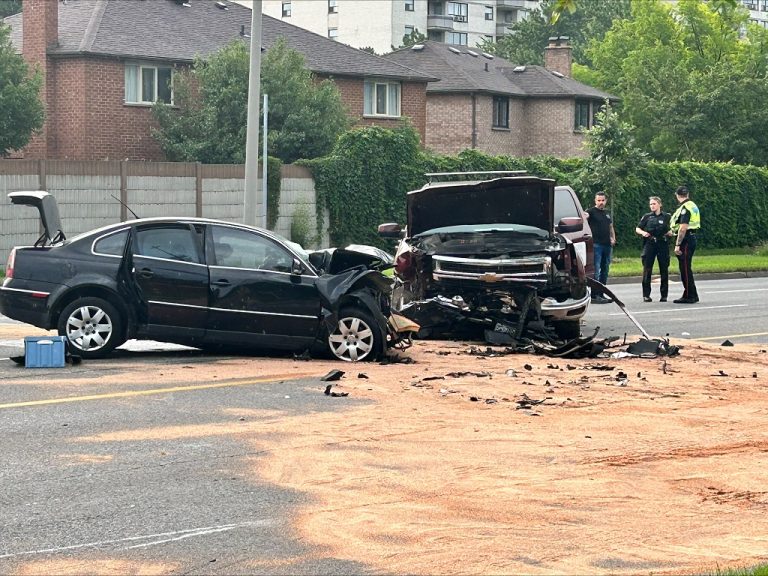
[1,192,407,361]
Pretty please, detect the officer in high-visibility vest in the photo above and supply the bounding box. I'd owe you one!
[670,186,701,303]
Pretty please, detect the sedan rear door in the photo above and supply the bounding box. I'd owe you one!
[130,223,209,340]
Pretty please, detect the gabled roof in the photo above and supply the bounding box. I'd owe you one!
[384,41,613,100]
[4,0,434,82]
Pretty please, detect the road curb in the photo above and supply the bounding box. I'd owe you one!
[609,270,768,285]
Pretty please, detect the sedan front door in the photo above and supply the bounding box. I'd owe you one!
[205,224,321,350]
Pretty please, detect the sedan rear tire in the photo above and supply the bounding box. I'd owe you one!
[58,297,124,359]
[327,307,382,362]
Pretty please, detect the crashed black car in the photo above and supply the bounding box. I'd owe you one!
[1,192,410,361]
[379,174,592,341]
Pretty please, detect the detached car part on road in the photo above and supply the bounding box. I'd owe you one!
[379,173,593,341]
[1,192,411,361]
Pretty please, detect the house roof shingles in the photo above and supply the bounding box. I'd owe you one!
[385,41,613,100]
[4,0,434,82]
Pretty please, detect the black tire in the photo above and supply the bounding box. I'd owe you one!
[57,297,124,359]
[553,320,581,341]
[327,307,383,362]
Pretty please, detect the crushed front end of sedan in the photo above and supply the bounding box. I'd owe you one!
[379,173,591,343]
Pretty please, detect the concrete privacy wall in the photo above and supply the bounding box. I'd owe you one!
[0,160,328,267]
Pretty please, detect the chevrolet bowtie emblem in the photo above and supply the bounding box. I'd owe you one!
[479,272,501,282]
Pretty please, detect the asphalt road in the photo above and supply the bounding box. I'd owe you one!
[0,275,766,573]
[583,276,768,345]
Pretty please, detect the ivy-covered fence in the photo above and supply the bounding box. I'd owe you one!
[304,125,768,250]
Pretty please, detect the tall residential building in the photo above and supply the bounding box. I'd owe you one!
[261,0,541,54]
[742,0,768,27]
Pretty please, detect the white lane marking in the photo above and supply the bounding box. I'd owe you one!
[0,520,273,559]
[608,304,747,316]
[701,288,768,294]
[696,332,768,341]
[125,524,247,549]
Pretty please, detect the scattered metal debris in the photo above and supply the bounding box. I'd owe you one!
[320,369,345,382]
[721,339,734,347]
[324,384,349,397]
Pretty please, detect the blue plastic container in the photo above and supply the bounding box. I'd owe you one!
[24,336,66,368]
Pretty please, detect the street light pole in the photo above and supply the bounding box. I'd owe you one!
[243,0,263,227]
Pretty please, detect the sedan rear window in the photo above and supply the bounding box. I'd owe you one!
[93,229,128,256]
[135,226,201,264]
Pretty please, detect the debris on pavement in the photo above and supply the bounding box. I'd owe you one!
[320,369,345,382]
[324,384,349,397]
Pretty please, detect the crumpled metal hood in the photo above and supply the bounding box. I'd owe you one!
[406,177,555,237]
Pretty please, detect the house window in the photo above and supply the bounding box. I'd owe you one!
[446,31,468,45]
[125,63,173,105]
[405,25,415,36]
[575,100,603,130]
[328,0,338,13]
[282,1,291,17]
[448,2,468,22]
[405,0,415,11]
[364,80,401,117]
[328,27,339,39]
[493,96,509,128]
[484,5,493,20]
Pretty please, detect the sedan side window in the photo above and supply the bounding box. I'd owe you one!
[211,225,295,273]
[93,229,128,256]
[135,226,201,263]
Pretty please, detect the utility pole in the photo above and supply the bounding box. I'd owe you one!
[243,0,262,227]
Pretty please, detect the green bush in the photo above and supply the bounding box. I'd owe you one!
[303,126,768,250]
[266,155,282,230]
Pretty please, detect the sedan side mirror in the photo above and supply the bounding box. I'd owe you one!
[291,258,305,276]
[557,217,584,234]
[378,222,404,239]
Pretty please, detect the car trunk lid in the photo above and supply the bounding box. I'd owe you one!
[8,191,66,246]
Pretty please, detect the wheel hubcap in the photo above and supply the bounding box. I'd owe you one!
[66,306,113,352]
[329,316,374,362]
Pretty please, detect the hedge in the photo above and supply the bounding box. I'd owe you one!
[304,125,768,250]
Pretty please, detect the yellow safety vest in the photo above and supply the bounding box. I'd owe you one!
[670,200,700,232]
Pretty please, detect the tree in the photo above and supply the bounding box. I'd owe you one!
[481,0,630,66]
[0,23,45,156]
[576,100,647,212]
[397,28,427,50]
[153,38,350,164]
[585,0,768,165]
[0,0,21,19]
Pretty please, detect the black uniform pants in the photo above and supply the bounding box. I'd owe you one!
[641,240,670,299]
[677,234,698,300]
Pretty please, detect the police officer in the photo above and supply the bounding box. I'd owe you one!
[670,186,701,303]
[635,196,671,302]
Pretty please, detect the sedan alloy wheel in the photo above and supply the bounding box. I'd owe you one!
[328,308,381,362]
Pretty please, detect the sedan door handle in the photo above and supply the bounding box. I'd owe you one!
[139,268,154,278]
[212,279,231,287]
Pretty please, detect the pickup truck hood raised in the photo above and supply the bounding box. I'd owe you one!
[406,176,555,238]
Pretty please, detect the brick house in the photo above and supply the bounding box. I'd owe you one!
[384,38,615,158]
[3,0,434,161]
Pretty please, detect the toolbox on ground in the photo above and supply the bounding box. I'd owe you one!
[24,336,66,368]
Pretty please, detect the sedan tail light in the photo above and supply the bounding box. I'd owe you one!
[5,248,15,279]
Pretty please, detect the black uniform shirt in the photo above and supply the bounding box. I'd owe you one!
[638,211,671,245]
[586,207,613,245]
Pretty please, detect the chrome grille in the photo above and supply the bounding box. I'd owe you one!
[432,255,551,283]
